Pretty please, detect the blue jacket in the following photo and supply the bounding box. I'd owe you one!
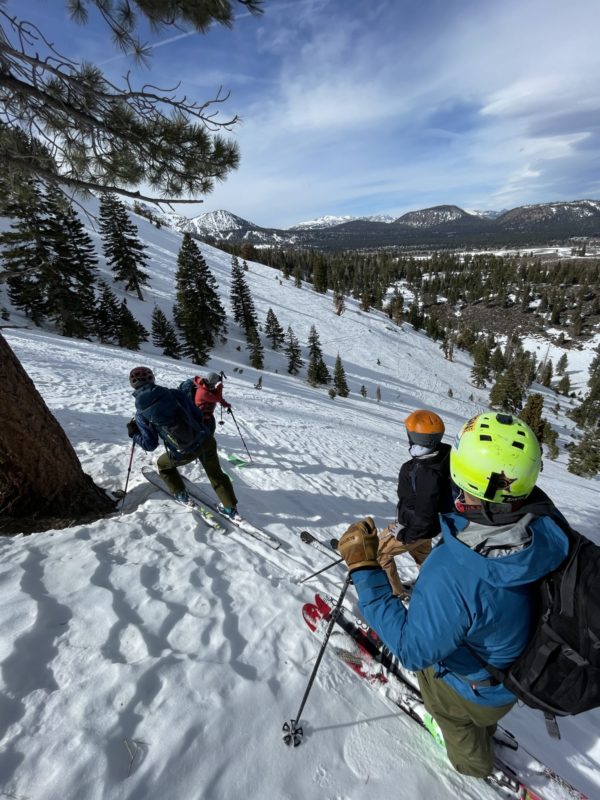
[352,510,569,706]
[131,384,208,459]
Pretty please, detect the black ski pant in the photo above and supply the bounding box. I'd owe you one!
[157,435,237,509]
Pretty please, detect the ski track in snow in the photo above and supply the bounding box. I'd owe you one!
[0,201,599,800]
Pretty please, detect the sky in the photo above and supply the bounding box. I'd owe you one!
[1,199,599,800]
[9,0,600,227]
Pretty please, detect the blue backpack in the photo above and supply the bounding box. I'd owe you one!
[136,385,208,455]
[178,378,196,404]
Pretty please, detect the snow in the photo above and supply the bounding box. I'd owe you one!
[1,201,599,800]
[289,214,396,229]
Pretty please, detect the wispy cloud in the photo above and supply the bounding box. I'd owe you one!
[9,0,600,226]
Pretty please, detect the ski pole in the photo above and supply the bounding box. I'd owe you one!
[228,409,253,462]
[120,442,136,514]
[282,573,352,747]
[299,557,344,584]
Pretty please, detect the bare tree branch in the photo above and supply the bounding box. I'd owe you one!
[0,2,258,204]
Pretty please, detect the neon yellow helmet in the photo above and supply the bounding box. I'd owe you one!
[450,413,542,503]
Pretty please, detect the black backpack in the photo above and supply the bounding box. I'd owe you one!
[471,519,600,738]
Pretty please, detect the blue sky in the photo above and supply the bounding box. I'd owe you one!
[11,0,600,227]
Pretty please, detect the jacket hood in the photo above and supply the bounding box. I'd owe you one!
[441,510,569,588]
[414,442,451,472]
[455,485,557,526]
[132,383,156,400]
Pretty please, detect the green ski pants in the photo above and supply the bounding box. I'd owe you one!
[417,666,515,778]
[156,435,237,509]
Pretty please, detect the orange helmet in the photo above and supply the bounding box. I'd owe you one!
[404,409,445,448]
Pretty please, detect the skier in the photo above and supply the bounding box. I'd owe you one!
[337,412,570,780]
[377,409,452,597]
[127,366,239,517]
[192,371,232,434]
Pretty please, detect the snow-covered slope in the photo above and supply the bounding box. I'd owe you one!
[1,201,599,800]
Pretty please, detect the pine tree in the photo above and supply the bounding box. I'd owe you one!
[333,290,346,316]
[333,354,349,397]
[246,323,264,369]
[151,306,181,359]
[307,325,331,386]
[567,428,600,477]
[230,254,258,332]
[385,292,403,325]
[0,180,53,325]
[0,181,99,336]
[470,339,491,388]
[43,187,98,337]
[542,421,559,460]
[99,193,150,301]
[285,326,303,375]
[312,255,328,293]
[556,353,568,375]
[570,356,600,428]
[293,264,302,288]
[95,281,121,343]
[174,233,227,365]
[557,375,571,396]
[375,386,381,403]
[538,359,553,387]
[489,366,523,412]
[117,299,148,350]
[360,385,367,398]
[265,308,285,350]
[230,255,245,323]
[519,393,545,441]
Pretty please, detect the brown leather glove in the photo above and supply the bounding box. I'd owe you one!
[338,517,379,572]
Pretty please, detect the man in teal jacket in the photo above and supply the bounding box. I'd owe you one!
[338,412,569,779]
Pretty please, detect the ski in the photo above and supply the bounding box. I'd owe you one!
[303,597,587,800]
[313,594,585,797]
[184,482,280,551]
[141,467,226,531]
[300,530,340,561]
[225,453,248,468]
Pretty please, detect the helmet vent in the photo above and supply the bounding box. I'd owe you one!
[516,430,526,436]
[512,441,525,450]
[480,423,490,429]
[479,434,492,441]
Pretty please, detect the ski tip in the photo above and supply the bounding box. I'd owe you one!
[300,531,314,543]
[302,603,323,632]
[314,594,332,616]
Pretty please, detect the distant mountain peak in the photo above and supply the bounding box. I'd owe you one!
[395,204,479,228]
[157,198,600,249]
[465,208,504,220]
[290,213,395,230]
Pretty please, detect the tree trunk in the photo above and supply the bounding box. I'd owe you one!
[0,332,115,530]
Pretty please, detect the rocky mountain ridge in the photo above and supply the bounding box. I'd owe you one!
[158,200,600,250]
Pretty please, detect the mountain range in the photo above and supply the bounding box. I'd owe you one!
[157,200,600,250]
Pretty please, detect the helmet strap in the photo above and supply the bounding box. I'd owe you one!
[483,471,503,501]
